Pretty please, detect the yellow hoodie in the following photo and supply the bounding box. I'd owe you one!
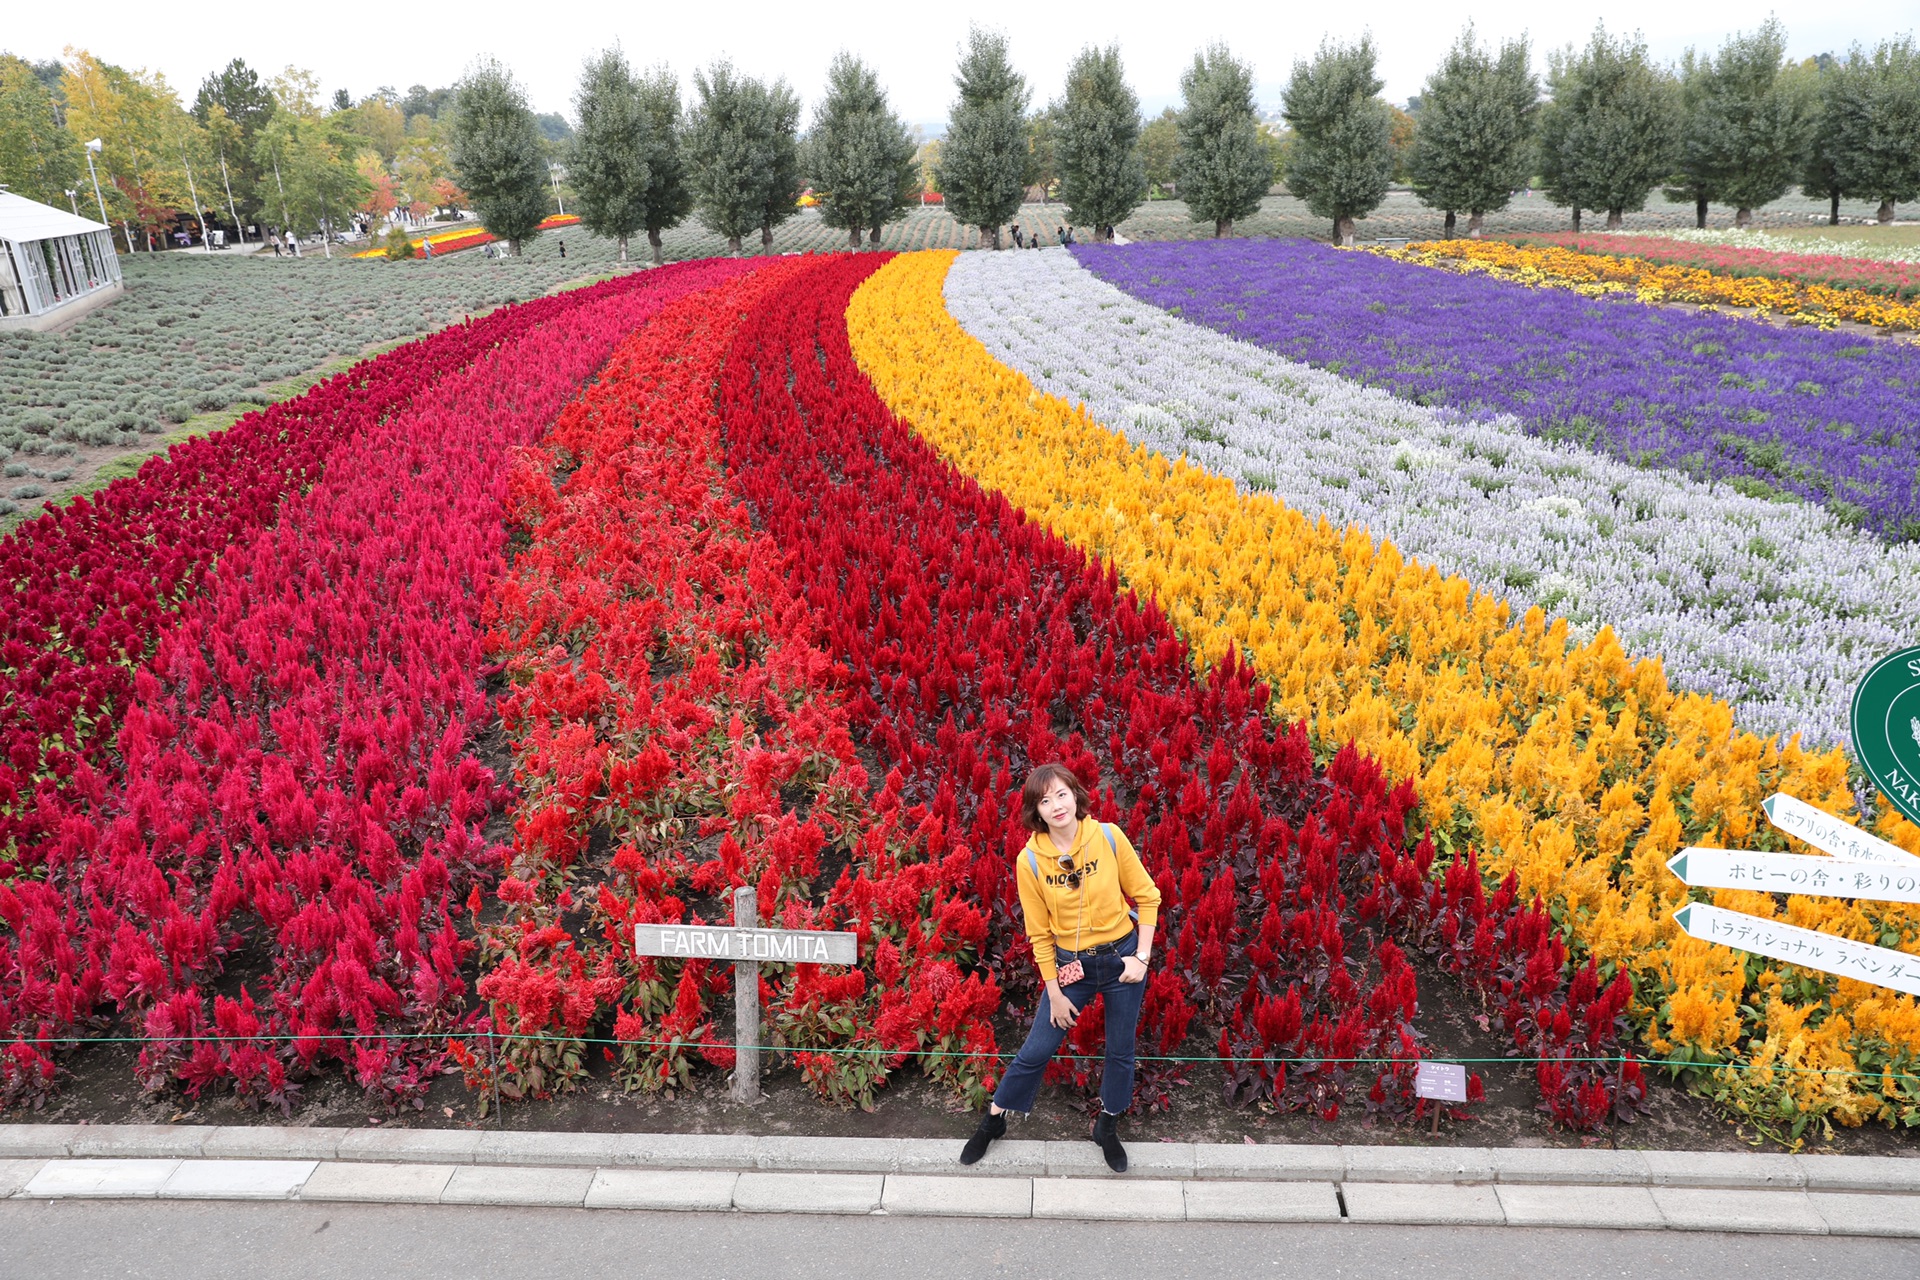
[1014,820,1162,983]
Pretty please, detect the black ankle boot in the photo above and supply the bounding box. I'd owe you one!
[959,1110,1007,1165]
[1092,1110,1128,1172]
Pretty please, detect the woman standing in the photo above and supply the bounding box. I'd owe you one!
[960,763,1161,1171]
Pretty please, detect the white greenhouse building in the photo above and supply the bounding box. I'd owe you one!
[0,190,123,331]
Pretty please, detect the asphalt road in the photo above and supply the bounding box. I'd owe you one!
[3,1201,1919,1280]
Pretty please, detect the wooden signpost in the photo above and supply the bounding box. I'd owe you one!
[1670,902,1920,999]
[1761,792,1920,867]
[1666,848,1920,905]
[1668,792,1920,1002]
[633,886,858,1103]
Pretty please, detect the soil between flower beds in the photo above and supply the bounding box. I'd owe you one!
[11,950,1915,1159]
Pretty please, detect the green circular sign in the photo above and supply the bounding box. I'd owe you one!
[1853,645,1920,828]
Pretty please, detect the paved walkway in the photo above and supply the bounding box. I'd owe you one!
[5,1199,1917,1280]
[1,1125,1916,1239]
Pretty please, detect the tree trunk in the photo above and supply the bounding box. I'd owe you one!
[1444,210,1456,238]
[1465,211,1483,238]
[727,234,742,255]
[1878,199,1895,224]
[649,228,663,264]
[1605,208,1623,230]
[1829,192,1840,225]
[617,234,629,262]
[869,225,880,248]
[1216,219,1232,238]
[1336,216,1355,246]
[1734,207,1753,228]
[1695,197,1708,229]
[761,223,774,253]
[509,239,521,257]
[989,225,1001,249]
[1571,208,1581,232]
[849,225,862,249]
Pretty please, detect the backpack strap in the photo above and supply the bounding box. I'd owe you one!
[1098,824,1140,922]
[1024,847,1040,883]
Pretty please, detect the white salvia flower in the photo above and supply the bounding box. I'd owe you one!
[943,248,1920,751]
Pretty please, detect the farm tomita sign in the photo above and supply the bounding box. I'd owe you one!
[633,924,858,965]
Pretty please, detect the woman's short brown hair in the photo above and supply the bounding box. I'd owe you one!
[1020,763,1091,833]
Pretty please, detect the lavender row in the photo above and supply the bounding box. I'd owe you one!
[1070,239,1920,541]
[944,249,1920,751]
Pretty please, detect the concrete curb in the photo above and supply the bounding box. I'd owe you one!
[3,1155,1917,1235]
[3,1126,1914,1191]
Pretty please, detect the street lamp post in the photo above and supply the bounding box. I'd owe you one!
[548,163,565,216]
[65,189,79,217]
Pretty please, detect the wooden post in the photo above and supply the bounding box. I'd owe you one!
[732,885,760,1104]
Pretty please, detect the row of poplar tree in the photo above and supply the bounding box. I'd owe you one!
[449,49,910,260]
[1412,21,1920,241]
[450,20,1920,257]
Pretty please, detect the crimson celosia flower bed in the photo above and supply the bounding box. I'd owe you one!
[1515,232,1920,301]
[0,259,749,1109]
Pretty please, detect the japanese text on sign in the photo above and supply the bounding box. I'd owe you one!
[1668,848,1920,906]
[1672,903,1920,999]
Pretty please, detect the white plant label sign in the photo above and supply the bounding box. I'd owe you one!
[1671,902,1920,999]
[1763,793,1920,867]
[1668,848,1920,906]
[1669,796,1920,999]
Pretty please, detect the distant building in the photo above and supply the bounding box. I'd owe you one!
[0,190,124,331]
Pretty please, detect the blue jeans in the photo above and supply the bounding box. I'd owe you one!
[992,933,1145,1116]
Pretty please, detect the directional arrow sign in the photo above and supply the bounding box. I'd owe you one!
[1672,902,1920,998]
[1668,848,1920,905]
[1763,793,1920,868]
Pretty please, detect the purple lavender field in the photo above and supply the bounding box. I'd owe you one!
[1071,239,1920,541]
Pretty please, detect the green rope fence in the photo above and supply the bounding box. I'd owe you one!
[7,1032,1916,1084]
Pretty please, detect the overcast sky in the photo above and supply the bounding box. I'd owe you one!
[10,4,1915,130]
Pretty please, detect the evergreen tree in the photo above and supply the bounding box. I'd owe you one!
[1668,21,1811,227]
[1023,108,1059,197]
[810,52,917,249]
[635,67,692,263]
[1137,106,1179,195]
[570,48,649,261]
[1282,37,1396,244]
[1537,25,1680,229]
[935,27,1029,249]
[1831,38,1920,223]
[1054,45,1146,241]
[1799,57,1848,225]
[449,58,549,254]
[687,61,797,255]
[1664,49,1718,228]
[1408,27,1538,238]
[1174,44,1271,238]
[755,78,803,253]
